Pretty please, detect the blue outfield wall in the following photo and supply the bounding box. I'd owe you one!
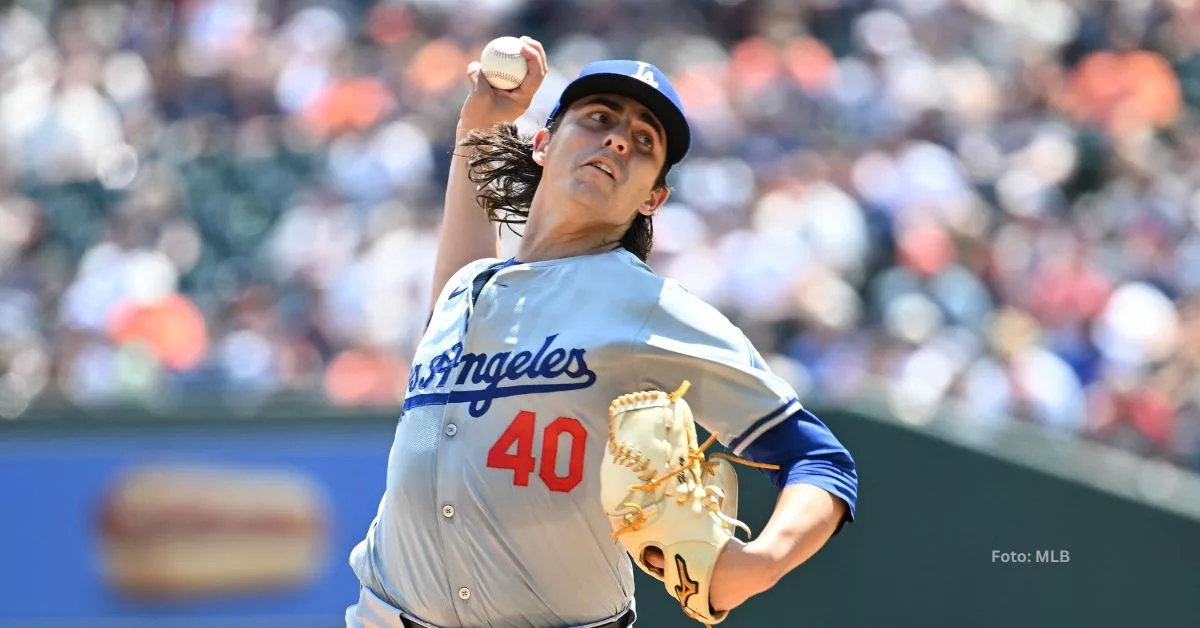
[0,414,395,628]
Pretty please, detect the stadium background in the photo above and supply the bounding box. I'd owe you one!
[1,0,1199,626]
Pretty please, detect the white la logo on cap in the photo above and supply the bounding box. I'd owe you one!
[632,62,659,88]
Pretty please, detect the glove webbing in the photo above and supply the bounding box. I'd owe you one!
[609,381,779,541]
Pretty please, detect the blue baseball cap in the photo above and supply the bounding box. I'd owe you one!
[546,60,691,166]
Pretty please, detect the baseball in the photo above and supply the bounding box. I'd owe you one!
[480,36,528,90]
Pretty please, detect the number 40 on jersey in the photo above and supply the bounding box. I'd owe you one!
[486,410,587,493]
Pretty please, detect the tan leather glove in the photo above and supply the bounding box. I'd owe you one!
[599,381,777,627]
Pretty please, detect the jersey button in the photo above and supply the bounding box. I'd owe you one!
[445,423,458,437]
[457,587,471,600]
[442,504,455,518]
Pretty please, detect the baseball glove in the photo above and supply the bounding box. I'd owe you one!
[600,381,778,627]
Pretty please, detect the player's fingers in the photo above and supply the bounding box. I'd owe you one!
[641,546,665,570]
[522,36,548,75]
[465,61,483,90]
[512,38,546,98]
[519,38,547,82]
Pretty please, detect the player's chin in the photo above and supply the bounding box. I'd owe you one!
[569,175,617,204]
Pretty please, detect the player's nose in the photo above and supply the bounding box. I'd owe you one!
[603,132,629,155]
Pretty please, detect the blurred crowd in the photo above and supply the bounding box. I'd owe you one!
[1,0,1199,470]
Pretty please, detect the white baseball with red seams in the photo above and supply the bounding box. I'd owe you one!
[480,36,528,90]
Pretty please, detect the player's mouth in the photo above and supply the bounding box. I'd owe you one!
[582,156,618,180]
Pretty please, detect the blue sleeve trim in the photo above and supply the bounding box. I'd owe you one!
[738,407,859,528]
[780,460,858,523]
[728,398,801,454]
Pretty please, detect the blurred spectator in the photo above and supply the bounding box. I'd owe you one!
[1,0,1200,475]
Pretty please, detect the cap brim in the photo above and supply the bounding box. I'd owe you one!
[551,73,690,166]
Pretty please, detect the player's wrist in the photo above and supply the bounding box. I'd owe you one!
[457,117,489,136]
[457,115,511,137]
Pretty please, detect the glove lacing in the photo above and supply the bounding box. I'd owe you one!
[607,381,779,540]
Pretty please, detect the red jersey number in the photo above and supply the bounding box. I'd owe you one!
[486,411,586,493]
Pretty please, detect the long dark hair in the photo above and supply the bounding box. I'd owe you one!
[457,120,668,262]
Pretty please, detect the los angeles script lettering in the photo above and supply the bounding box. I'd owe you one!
[406,334,597,416]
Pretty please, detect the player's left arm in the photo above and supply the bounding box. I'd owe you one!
[707,407,856,612]
[633,280,858,610]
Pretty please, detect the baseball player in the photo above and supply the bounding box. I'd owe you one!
[346,37,858,628]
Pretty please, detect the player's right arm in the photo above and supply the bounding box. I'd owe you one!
[430,36,548,308]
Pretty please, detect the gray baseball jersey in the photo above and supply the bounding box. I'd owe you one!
[349,248,803,628]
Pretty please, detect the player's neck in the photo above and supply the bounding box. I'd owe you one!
[517,202,623,263]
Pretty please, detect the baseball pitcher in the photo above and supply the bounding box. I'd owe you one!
[345,36,858,628]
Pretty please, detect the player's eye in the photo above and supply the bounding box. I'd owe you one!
[589,111,610,123]
[636,133,654,149]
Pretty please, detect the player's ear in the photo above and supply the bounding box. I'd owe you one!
[531,128,551,167]
[637,186,669,217]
